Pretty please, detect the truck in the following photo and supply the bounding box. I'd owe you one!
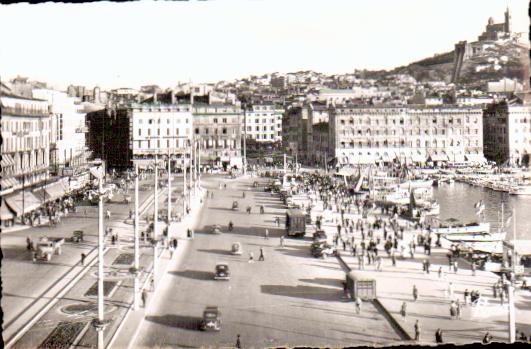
[33,237,65,262]
[285,209,306,238]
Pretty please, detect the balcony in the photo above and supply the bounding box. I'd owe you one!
[2,106,48,117]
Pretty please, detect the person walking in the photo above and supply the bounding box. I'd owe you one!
[391,250,397,267]
[141,289,148,308]
[456,299,461,319]
[280,235,285,248]
[435,328,443,344]
[400,301,407,320]
[236,334,242,349]
[81,253,86,266]
[259,247,265,261]
[264,229,269,240]
[355,297,362,314]
[413,285,418,302]
[453,260,459,274]
[26,237,32,251]
[471,261,477,276]
[482,332,492,344]
[414,320,421,341]
[376,255,382,271]
[449,282,454,298]
[464,289,470,306]
[438,266,442,279]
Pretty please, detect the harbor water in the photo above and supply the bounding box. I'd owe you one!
[433,181,531,240]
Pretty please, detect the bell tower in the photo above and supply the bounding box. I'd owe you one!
[504,7,511,33]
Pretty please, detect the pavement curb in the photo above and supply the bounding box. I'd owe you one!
[4,245,110,349]
[109,189,206,349]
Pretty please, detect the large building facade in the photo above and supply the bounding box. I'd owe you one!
[483,101,531,166]
[1,83,51,223]
[87,104,193,170]
[329,105,485,167]
[192,104,243,169]
[32,89,88,176]
[243,104,283,143]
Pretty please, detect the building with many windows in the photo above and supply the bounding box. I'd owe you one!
[242,104,283,143]
[328,104,485,167]
[1,83,51,223]
[483,101,531,166]
[87,104,193,170]
[32,89,89,176]
[192,104,242,169]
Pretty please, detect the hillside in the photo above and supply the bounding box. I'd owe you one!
[391,40,528,87]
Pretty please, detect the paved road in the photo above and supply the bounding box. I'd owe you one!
[134,175,402,348]
[1,174,186,346]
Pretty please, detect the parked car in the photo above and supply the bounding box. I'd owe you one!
[312,230,327,243]
[310,241,336,258]
[231,242,242,255]
[72,230,84,243]
[214,263,230,280]
[199,306,221,331]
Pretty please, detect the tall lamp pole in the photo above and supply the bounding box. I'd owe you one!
[133,162,140,310]
[243,103,247,175]
[95,164,106,349]
[167,150,172,224]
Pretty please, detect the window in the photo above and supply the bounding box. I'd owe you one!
[195,128,199,134]
[167,119,170,124]
[157,129,160,136]
[167,140,170,147]
[223,118,227,123]
[138,129,141,136]
[149,119,153,124]
[139,119,143,124]
[176,128,179,135]
[157,140,160,148]
[148,129,151,136]
[214,118,218,123]
[167,129,170,136]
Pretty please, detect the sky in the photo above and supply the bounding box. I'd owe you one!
[0,0,529,90]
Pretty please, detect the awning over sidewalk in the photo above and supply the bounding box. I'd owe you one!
[428,154,449,162]
[411,153,425,163]
[348,154,375,165]
[465,154,488,164]
[1,154,15,167]
[44,182,67,201]
[1,201,15,220]
[4,190,42,216]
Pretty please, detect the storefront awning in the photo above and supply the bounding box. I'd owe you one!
[4,190,42,215]
[348,154,375,164]
[465,154,488,163]
[428,154,449,162]
[44,182,67,201]
[411,153,425,163]
[1,201,15,220]
[1,154,15,167]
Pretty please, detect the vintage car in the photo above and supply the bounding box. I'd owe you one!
[231,242,242,255]
[312,230,327,244]
[211,225,222,234]
[310,241,336,259]
[72,230,84,243]
[199,306,221,331]
[232,201,239,210]
[214,263,230,280]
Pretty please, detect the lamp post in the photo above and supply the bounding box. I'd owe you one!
[92,163,107,349]
[152,154,159,290]
[133,162,140,310]
[167,150,172,224]
[243,103,247,175]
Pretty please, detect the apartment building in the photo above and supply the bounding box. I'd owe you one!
[483,101,531,166]
[243,104,283,143]
[329,104,485,167]
[1,83,51,222]
[192,104,242,169]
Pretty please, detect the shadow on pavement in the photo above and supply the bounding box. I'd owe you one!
[169,269,214,281]
[145,314,201,331]
[260,284,342,301]
[299,277,342,288]
[275,246,311,258]
[197,248,233,256]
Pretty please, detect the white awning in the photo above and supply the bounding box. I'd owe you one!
[411,153,425,163]
[428,154,449,162]
[348,154,375,164]
[465,154,488,164]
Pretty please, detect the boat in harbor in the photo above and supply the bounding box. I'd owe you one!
[445,231,506,242]
[435,222,491,235]
[509,185,531,195]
